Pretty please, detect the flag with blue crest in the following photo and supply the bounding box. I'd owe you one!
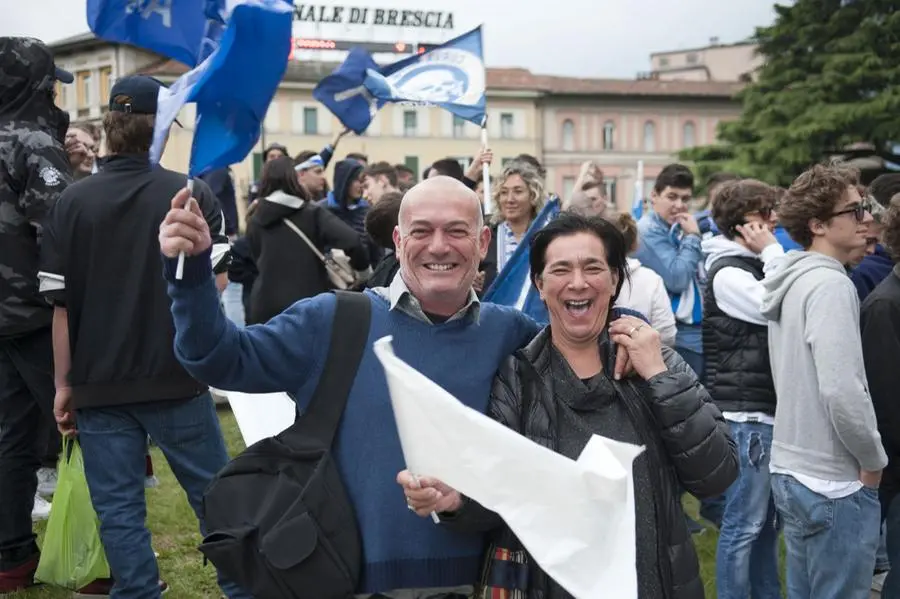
[314,26,486,134]
[149,0,292,177]
[87,0,224,68]
[483,196,561,325]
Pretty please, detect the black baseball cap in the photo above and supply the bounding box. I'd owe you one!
[108,74,181,126]
[108,75,165,114]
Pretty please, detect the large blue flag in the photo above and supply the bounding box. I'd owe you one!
[87,0,217,67]
[314,26,486,134]
[149,0,292,177]
[483,196,561,325]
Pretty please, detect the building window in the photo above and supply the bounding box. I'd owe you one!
[602,121,615,150]
[452,115,465,138]
[99,67,112,106]
[403,110,417,137]
[683,121,696,148]
[561,119,575,151]
[659,57,669,67]
[500,113,514,139]
[303,107,318,135]
[54,81,67,109]
[686,53,699,65]
[562,177,576,201]
[76,70,91,108]
[604,178,618,206]
[643,121,656,152]
[404,156,419,179]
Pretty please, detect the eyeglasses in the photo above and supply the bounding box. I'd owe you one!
[829,203,868,223]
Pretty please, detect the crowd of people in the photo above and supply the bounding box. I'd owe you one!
[2,34,900,599]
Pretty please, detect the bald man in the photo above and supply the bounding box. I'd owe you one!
[156,176,541,598]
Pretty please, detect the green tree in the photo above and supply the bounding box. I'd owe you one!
[681,0,900,187]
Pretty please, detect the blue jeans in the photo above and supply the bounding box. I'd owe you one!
[220,281,245,328]
[716,421,780,599]
[772,473,880,599]
[883,494,900,597]
[77,393,250,599]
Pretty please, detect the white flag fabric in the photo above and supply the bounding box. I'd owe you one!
[372,336,644,599]
[225,391,296,447]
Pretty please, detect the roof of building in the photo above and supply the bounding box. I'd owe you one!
[137,58,743,99]
[650,40,757,58]
[49,32,111,53]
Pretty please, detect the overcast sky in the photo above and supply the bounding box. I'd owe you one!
[0,0,780,78]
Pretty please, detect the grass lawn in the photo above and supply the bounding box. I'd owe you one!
[12,406,778,598]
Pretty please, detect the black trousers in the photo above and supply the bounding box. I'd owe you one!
[0,327,56,568]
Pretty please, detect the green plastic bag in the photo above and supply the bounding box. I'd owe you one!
[35,437,110,589]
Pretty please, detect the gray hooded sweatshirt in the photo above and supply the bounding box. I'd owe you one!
[760,251,887,480]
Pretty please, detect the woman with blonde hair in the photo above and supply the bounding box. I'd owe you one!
[480,163,546,292]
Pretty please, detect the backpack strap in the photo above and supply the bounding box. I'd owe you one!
[278,290,372,448]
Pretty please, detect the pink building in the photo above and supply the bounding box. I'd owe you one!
[488,69,744,211]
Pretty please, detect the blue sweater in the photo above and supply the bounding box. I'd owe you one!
[165,252,539,593]
[851,245,895,301]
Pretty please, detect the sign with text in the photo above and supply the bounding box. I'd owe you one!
[293,4,454,29]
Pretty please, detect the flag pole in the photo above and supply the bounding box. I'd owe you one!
[175,178,194,280]
[480,116,491,215]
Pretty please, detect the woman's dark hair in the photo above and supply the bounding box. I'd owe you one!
[529,212,629,303]
[608,212,638,253]
[257,156,310,200]
[365,191,403,250]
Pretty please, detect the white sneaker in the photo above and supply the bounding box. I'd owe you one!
[37,467,58,497]
[31,493,51,521]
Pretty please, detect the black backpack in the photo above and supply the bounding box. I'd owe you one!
[199,290,371,599]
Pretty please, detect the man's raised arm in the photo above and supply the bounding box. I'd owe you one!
[159,187,328,394]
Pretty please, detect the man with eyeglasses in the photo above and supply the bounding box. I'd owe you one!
[760,163,886,599]
[701,179,783,599]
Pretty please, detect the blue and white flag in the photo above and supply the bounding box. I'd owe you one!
[632,160,644,219]
[311,47,382,135]
[314,26,486,134]
[149,0,292,177]
[632,181,644,219]
[483,196,561,325]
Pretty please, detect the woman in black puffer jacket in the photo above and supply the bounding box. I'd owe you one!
[400,213,738,599]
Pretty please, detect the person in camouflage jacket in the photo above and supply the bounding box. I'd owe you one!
[0,36,73,592]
